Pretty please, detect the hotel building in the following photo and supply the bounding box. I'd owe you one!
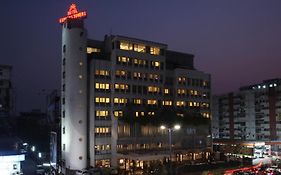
[60,4,211,173]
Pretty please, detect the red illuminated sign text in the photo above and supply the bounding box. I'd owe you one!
[59,4,87,24]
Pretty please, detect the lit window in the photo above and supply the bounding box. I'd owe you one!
[96,110,109,117]
[147,99,157,105]
[177,89,186,95]
[178,77,186,83]
[152,61,160,67]
[87,47,101,54]
[162,100,173,106]
[114,111,123,117]
[116,70,127,77]
[148,111,155,116]
[95,70,110,76]
[95,83,110,90]
[95,127,110,134]
[133,99,142,105]
[176,101,185,107]
[150,47,160,55]
[120,41,133,50]
[117,56,130,63]
[148,86,160,93]
[135,111,145,117]
[95,97,110,104]
[164,88,169,94]
[203,81,207,87]
[113,98,128,104]
[134,44,146,52]
[115,83,129,90]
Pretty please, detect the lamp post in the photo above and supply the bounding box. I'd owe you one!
[160,124,181,175]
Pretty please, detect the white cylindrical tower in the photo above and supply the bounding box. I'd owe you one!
[60,4,88,172]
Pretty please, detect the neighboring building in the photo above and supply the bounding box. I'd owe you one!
[212,79,281,163]
[46,90,61,171]
[0,137,25,175]
[0,65,13,117]
[59,4,211,173]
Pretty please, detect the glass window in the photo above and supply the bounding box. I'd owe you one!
[120,41,133,50]
[87,47,101,54]
[150,47,160,55]
[134,44,146,52]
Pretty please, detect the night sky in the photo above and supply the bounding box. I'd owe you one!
[1,1,281,112]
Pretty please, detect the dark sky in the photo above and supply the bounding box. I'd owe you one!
[1,1,281,112]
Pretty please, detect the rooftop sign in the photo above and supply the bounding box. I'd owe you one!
[59,4,87,24]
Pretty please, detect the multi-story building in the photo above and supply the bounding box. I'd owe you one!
[59,4,211,173]
[212,79,281,162]
[213,79,281,141]
[0,65,13,117]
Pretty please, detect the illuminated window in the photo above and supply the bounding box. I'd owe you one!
[164,88,169,94]
[162,100,173,106]
[202,112,210,118]
[133,99,142,105]
[117,56,130,63]
[147,99,157,105]
[96,110,109,118]
[113,98,128,104]
[151,61,160,67]
[150,47,160,55]
[133,72,143,79]
[176,101,185,107]
[95,144,111,154]
[115,83,129,90]
[120,41,133,50]
[114,111,123,117]
[203,81,207,87]
[95,70,110,76]
[95,97,110,104]
[135,111,145,117]
[134,44,146,52]
[148,86,160,93]
[177,89,186,95]
[96,111,109,120]
[87,47,101,54]
[95,159,110,168]
[148,111,155,116]
[116,70,127,77]
[95,127,111,137]
[178,77,186,84]
[95,127,110,133]
[95,83,110,90]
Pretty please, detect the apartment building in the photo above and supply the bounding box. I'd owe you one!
[212,79,281,162]
[212,79,281,141]
[59,4,211,173]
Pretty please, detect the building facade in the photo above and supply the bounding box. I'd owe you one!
[212,79,281,141]
[212,79,281,163]
[60,4,211,173]
[0,65,13,117]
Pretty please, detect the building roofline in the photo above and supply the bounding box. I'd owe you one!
[0,65,12,69]
[111,35,168,48]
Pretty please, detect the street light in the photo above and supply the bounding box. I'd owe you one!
[160,124,181,175]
